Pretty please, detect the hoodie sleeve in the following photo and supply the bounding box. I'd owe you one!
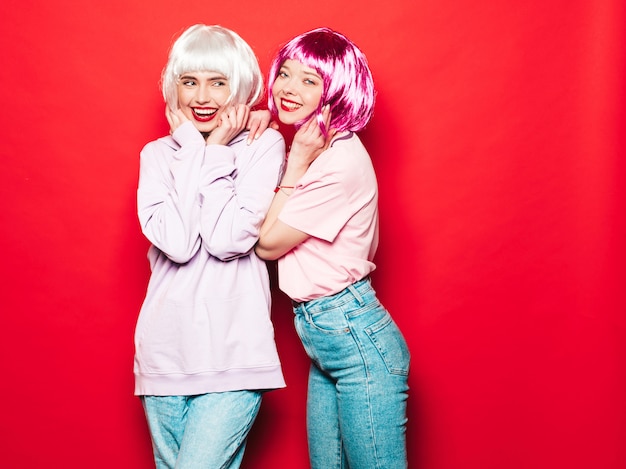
[199,129,285,261]
[137,122,207,264]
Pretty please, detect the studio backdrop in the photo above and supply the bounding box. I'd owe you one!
[1,0,624,467]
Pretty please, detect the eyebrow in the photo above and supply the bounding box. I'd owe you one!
[179,73,228,81]
[281,64,322,80]
[304,70,322,80]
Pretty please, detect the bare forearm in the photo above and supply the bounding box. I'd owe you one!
[256,163,309,260]
[257,110,332,260]
[256,190,290,260]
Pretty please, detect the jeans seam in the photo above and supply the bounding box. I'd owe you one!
[218,392,261,469]
[346,317,382,468]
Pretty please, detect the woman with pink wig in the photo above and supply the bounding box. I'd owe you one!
[256,27,409,468]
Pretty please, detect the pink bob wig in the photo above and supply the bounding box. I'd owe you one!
[267,27,375,135]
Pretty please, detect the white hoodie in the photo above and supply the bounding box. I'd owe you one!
[134,122,286,396]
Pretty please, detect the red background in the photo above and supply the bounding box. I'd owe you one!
[1,0,624,467]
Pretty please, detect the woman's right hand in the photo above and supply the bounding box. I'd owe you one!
[165,106,188,134]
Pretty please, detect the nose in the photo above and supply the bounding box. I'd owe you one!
[196,83,211,103]
[279,77,296,95]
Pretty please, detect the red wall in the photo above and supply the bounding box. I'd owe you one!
[1,1,624,467]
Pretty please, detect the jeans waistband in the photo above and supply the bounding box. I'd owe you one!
[291,276,371,309]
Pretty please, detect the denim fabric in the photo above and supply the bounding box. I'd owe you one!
[293,278,410,469]
[141,391,262,469]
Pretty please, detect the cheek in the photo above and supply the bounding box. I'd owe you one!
[177,86,190,101]
[176,96,189,110]
[270,88,281,107]
[220,90,232,105]
[177,96,193,112]
[307,91,323,109]
[175,98,194,118]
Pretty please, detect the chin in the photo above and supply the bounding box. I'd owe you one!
[278,113,301,126]
[193,124,216,133]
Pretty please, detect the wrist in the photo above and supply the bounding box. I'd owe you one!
[274,184,295,195]
[281,167,306,185]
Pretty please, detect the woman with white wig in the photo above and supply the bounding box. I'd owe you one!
[134,24,286,468]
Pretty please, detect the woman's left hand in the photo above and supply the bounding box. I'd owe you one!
[288,105,334,169]
[205,104,250,146]
[246,109,279,144]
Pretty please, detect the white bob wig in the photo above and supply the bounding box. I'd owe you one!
[161,24,264,110]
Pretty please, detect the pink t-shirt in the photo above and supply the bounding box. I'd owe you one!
[277,132,379,302]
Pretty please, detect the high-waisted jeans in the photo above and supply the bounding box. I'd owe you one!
[293,278,410,469]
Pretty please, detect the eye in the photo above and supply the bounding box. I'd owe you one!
[180,78,196,87]
[278,71,289,79]
[304,78,317,85]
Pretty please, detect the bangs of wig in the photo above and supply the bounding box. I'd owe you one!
[268,28,375,134]
[162,25,263,110]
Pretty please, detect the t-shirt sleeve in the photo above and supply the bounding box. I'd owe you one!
[279,173,351,243]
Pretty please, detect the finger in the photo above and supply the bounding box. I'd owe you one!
[220,106,235,127]
[299,113,317,134]
[237,104,250,127]
[322,105,332,127]
[229,105,244,127]
[247,119,260,145]
[173,108,185,121]
[315,106,330,137]
[166,107,183,134]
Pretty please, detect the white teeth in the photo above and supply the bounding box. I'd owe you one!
[193,108,216,116]
[282,100,301,110]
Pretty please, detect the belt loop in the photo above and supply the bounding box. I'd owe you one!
[294,300,311,322]
[347,282,364,306]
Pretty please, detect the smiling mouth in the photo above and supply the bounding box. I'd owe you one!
[192,108,217,122]
[280,99,302,111]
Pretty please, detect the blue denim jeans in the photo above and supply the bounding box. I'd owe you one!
[293,278,410,469]
[141,391,262,469]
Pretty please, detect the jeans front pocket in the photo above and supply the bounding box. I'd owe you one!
[295,309,356,371]
[307,306,351,335]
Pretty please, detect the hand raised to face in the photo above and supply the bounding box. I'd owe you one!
[287,105,335,170]
[204,104,251,146]
[165,106,189,135]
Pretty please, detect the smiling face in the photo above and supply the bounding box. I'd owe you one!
[271,59,324,125]
[177,71,231,134]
